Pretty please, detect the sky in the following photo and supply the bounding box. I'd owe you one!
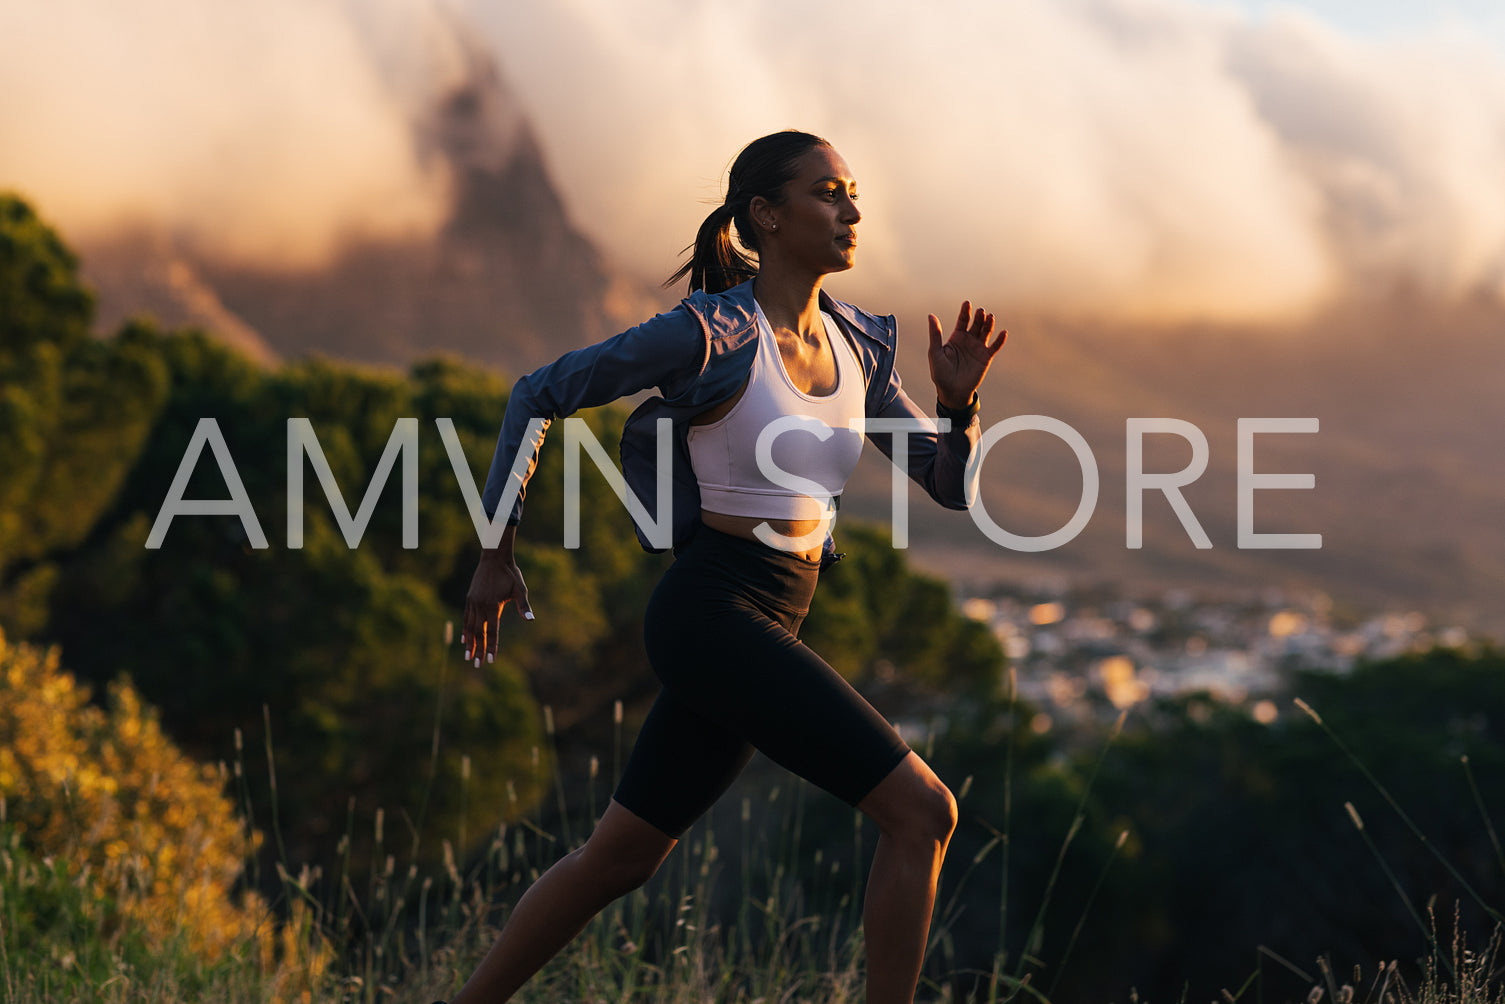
[1218,0,1505,45]
[2,0,1504,329]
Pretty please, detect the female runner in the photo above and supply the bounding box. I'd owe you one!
[452,130,1007,1004]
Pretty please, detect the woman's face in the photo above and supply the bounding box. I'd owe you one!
[756,145,861,276]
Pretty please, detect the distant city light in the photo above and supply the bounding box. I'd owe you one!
[1267,610,1309,638]
[1030,602,1065,626]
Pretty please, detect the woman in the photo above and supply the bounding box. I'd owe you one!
[451,130,1006,1004]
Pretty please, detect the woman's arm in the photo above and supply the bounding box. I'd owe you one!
[465,305,706,664]
[866,302,1005,510]
[479,306,707,524]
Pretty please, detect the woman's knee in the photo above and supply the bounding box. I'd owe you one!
[859,753,958,847]
[577,842,667,896]
[916,779,959,845]
[579,801,677,895]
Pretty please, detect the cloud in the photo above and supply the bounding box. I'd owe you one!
[0,0,459,269]
[463,0,1505,324]
[1227,9,1505,301]
[4,0,1503,322]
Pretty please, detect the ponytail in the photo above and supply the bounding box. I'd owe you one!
[665,130,830,295]
[666,201,757,295]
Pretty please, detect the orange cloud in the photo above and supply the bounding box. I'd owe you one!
[5,0,1503,323]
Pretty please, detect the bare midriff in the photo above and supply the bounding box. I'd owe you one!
[698,509,827,564]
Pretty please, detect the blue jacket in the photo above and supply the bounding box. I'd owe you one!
[480,279,982,555]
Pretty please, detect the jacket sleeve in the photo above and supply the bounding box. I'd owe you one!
[865,364,981,511]
[480,307,706,522]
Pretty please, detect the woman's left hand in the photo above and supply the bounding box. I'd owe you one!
[927,301,1008,410]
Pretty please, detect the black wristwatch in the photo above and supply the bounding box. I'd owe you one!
[936,393,981,422]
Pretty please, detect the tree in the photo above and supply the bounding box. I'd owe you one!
[0,196,171,633]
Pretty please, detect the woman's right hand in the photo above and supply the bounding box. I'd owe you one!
[462,533,533,665]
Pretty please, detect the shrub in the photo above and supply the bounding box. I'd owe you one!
[0,628,267,964]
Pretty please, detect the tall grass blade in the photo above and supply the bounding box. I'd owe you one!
[1316,954,1340,1004]
[335,795,355,940]
[1013,709,1125,982]
[1048,828,1129,999]
[544,706,573,849]
[988,665,1019,1004]
[413,629,454,857]
[1460,755,1505,880]
[1001,666,1016,971]
[1295,698,1504,926]
[1343,801,1452,979]
[263,704,289,867]
[1221,959,1262,1003]
[232,726,261,889]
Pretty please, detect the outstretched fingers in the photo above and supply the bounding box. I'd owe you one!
[461,602,498,666]
[950,301,1003,358]
[972,309,995,344]
[986,322,1008,358]
[947,301,995,341]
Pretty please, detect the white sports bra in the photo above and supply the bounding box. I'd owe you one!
[688,305,866,522]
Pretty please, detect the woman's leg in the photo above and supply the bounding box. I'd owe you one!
[448,685,753,1003]
[448,800,675,1004]
[644,547,953,1002]
[649,604,955,1001]
[856,752,959,1004]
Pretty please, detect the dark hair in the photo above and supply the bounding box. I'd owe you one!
[665,130,831,295]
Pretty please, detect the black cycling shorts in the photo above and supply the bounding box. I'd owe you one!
[612,525,912,837]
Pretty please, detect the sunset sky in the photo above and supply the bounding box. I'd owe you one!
[3,0,1503,328]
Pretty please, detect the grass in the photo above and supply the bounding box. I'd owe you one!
[4,661,1505,1003]
[0,682,886,1004]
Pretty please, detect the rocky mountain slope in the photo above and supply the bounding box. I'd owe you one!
[78,36,661,378]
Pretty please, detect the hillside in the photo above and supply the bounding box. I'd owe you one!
[866,293,1505,636]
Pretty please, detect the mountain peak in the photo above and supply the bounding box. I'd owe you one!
[77,30,656,376]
